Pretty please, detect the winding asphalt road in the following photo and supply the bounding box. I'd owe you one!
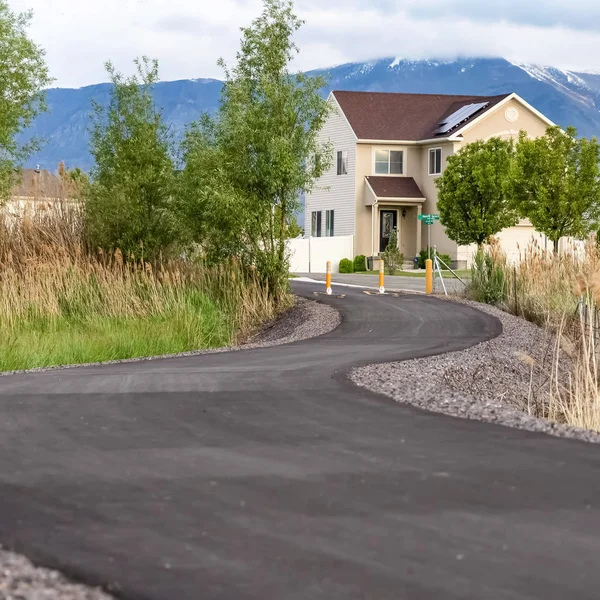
[1,282,600,599]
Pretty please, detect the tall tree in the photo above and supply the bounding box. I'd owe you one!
[436,137,517,246]
[509,126,600,253]
[0,1,52,203]
[181,0,332,296]
[85,58,178,259]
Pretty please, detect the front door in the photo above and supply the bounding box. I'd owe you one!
[379,210,398,252]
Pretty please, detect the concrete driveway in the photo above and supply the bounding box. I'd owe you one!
[294,272,466,293]
[0,282,599,600]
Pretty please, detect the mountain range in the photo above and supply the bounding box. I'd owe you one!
[23,57,600,171]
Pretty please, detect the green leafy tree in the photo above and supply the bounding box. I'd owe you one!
[180,0,332,297]
[436,137,517,247]
[85,57,178,260]
[0,1,52,203]
[509,126,600,253]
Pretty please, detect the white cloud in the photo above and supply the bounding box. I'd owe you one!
[8,0,600,87]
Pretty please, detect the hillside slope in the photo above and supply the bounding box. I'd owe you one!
[24,58,600,171]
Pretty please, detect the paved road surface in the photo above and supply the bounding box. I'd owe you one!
[294,272,465,293]
[1,282,600,600]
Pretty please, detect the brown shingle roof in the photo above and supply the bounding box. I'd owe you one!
[366,176,425,199]
[333,91,511,141]
[12,169,64,199]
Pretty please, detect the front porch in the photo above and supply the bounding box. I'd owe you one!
[364,176,426,263]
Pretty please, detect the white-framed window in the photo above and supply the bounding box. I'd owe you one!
[325,210,334,237]
[311,211,322,237]
[337,150,348,175]
[374,149,404,175]
[429,148,442,175]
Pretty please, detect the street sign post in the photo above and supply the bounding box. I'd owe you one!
[418,214,440,259]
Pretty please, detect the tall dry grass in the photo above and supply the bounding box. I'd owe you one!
[0,206,286,370]
[472,237,600,431]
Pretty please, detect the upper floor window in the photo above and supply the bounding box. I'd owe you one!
[337,150,348,175]
[375,149,403,175]
[429,148,442,175]
[325,210,334,237]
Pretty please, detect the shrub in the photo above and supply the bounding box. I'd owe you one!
[353,254,366,272]
[418,249,452,269]
[339,258,354,273]
[467,245,506,305]
[382,230,403,275]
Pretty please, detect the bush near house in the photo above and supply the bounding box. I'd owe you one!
[382,231,403,275]
[418,250,452,269]
[353,254,366,272]
[339,258,354,273]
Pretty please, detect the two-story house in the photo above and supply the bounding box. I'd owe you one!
[305,90,555,267]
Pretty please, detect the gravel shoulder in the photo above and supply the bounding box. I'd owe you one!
[351,298,600,444]
[0,547,113,600]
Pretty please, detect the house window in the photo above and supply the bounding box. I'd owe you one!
[325,210,334,237]
[375,149,403,175]
[429,148,442,175]
[311,211,322,237]
[337,150,348,175]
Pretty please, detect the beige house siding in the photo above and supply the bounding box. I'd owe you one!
[354,144,422,257]
[417,142,457,257]
[458,98,549,145]
[304,98,356,239]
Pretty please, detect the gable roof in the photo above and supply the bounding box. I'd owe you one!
[12,169,64,199]
[333,91,511,142]
[366,176,425,200]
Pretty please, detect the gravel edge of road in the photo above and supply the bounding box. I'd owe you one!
[0,296,341,377]
[0,296,341,599]
[0,546,114,600]
[351,297,600,444]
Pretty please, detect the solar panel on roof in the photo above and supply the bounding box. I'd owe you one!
[435,102,489,135]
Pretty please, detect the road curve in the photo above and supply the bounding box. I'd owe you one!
[1,282,600,600]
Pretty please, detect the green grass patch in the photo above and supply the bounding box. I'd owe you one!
[0,294,234,371]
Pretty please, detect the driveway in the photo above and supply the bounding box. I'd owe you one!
[294,272,465,293]
[1,282,600,600]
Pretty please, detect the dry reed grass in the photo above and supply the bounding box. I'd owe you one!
[476,237,600,431]
[0,207,286,370]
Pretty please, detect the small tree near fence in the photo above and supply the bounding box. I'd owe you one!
[436,138,517,247]
[180,0,332,299]
[86,57,178,260]
[509,126,600,253]
[382,229,403,275]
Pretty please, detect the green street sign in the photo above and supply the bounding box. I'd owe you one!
[418,214,440,225]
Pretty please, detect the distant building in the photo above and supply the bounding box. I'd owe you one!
[6,164,79,218]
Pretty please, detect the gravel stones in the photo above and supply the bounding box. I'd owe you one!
[351,299,600,444]
[0,548,112,600]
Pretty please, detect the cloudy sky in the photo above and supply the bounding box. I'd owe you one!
[9,0,600,88]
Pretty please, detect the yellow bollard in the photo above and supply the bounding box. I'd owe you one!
[379,258,385,294]
[425,259,433,294]
[325,261,332,295]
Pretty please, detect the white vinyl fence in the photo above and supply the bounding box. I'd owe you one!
[288,235,354,274]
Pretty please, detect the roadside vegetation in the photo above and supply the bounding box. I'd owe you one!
[436,126,600,431]
[0,0,326,370]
